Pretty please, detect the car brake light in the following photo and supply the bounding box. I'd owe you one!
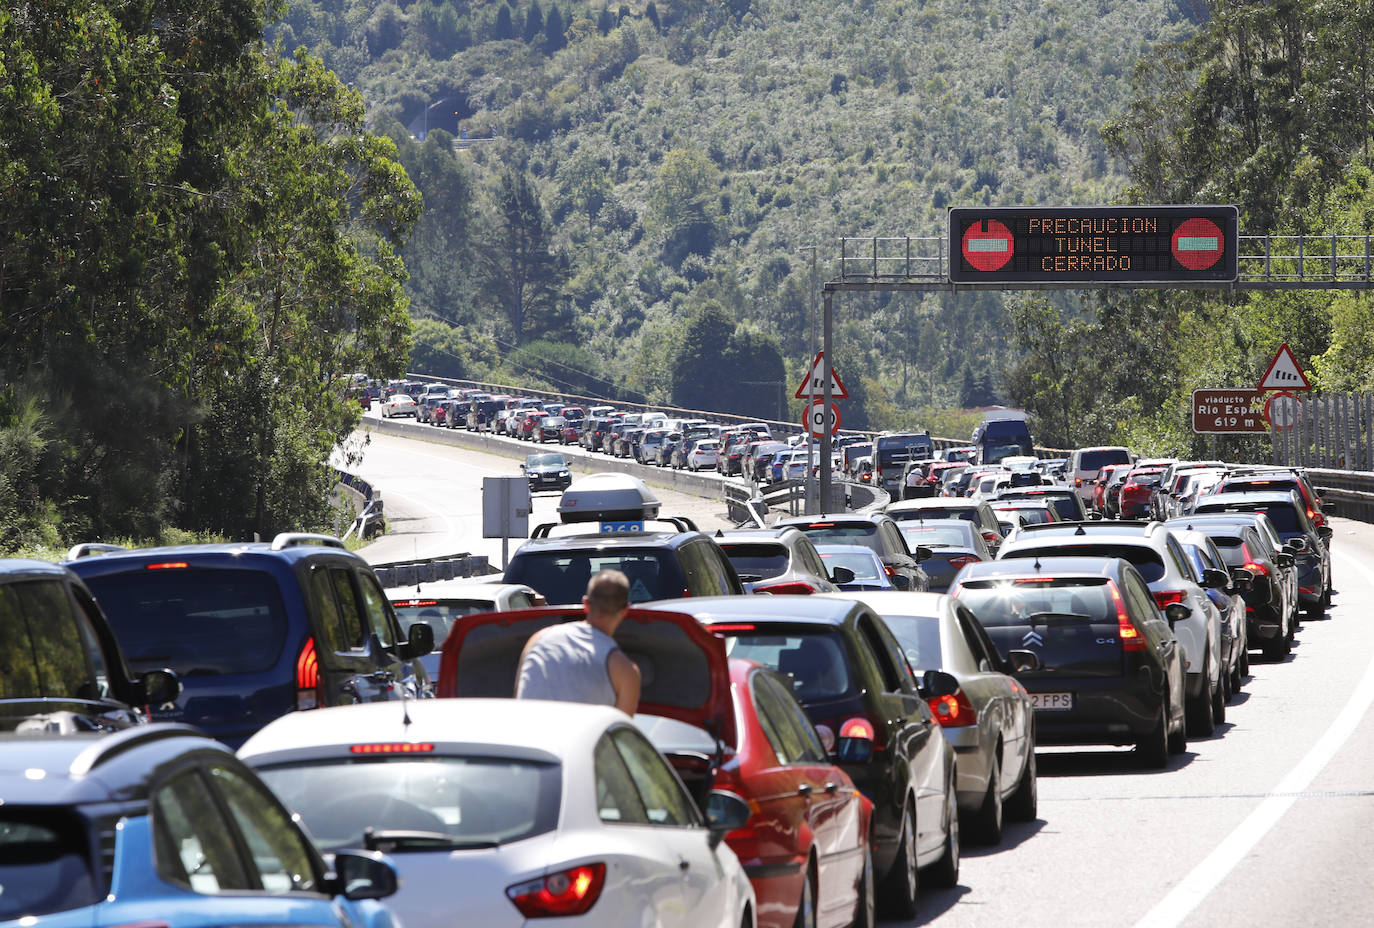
[1110,581,1146,651]
[839,716,876,740]
[1240,542,1268,577]
[710,623,758,633]
[946,555,981,570]
[350,743,436,754]
[295,637,319,710]
[507,863,606,918]
[397,599,439,607]
[882,565,899,578]
[1014,577,1056,584]
[982,530,1001,545]
[754,580,818,595]
[145,561,189,570]
[929,690,977,727]
[1152,590,1185,609]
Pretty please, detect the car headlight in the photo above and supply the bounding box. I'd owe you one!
[559,470,570,476]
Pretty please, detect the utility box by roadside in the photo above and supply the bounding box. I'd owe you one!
[483,476,531,569]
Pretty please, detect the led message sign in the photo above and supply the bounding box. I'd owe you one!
[949,206,1239,284]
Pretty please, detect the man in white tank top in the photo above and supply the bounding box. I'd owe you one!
[515,569,641,715]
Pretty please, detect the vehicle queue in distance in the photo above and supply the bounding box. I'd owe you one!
[3,371,1337,928]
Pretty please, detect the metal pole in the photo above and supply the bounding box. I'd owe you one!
[821,289,834,514]
[802,245,818,514]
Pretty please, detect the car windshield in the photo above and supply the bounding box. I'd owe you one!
[83,567,289,676]
[0,807,102,919]
[255,757,560,852]
[506,551,681,605]
[526,454,566,468]
[722,629,856,701]
[955,577,1114,627]
[1001,544,1166,583]
[720,544,789,580]
[899,523,975,548]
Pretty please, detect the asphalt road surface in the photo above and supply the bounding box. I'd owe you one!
[342,421,1374,927]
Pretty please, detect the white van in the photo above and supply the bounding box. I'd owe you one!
[1066,446,1134,504]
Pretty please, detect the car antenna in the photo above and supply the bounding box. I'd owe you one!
[1074,524,1086,535]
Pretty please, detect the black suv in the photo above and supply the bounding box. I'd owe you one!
[504,518,744,604]
[66,534,433,748]
[0,559,179,734]
[774,513,933,591]
[0,724,397,925]
[715,526,849,594]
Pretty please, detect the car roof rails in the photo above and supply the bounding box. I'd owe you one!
[270,532,348,551]
[67,723,207,777]
[530,515,701,539]
[65,543,128,560]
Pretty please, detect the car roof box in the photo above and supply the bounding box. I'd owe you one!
[557,473,662,523]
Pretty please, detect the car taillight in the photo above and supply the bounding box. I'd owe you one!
[929,690,977,727]
[1074,477,1083,486]
[1110,581,1146,652]
[883,565,899,577]
[755,580,818,595]
[507,863,606,918]
[146,561,189,570]
[839,716,877,741]
[1152,590,1185,609]
[296,637,320,710]
[982,530,1001,546]
[1240,542,1268,577]
[946,555,981,570]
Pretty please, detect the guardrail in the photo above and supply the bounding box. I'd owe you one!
[372,552,498,589]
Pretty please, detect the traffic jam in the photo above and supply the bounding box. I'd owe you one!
[1,367,1344,928]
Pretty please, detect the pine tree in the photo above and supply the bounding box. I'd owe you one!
[543,6,566,53]
[523,0,543,43]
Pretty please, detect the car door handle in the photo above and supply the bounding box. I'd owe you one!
[824,782,839,794]
[797,784,813,798]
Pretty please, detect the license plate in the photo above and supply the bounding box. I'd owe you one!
[1031,692,1074,711]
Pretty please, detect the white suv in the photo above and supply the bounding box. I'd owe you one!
[996,521,1229,737]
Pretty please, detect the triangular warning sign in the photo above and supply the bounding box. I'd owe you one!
[793,351,849,399]
[1257,343,1311,391]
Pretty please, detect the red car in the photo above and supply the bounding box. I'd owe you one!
[1118,467,1165,518]
[438,607,876,928]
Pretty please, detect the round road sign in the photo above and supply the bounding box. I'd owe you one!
[1171,217,1224,270]
[1266,392,1301,430]
[962,219,1014,272]
[804,400,842,438]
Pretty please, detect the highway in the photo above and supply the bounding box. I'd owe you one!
[344,413,1374,928]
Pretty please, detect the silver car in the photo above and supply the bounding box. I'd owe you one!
[818,591,1040,846]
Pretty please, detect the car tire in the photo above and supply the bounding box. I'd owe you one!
[1239,644,1250,677]
[1186,661,1215,738]
[967,753,1003,845]
[877,802,919,919]
[1262,633,1290,662]
[926,778,960,888]
[1139,697,1169,769]
[852,842,875,928]
[792,866,816,928]
[1005,745,1037,822]
[1230,654,1243,697]
[1167,693,1188,755]
[1212,669,1227,723]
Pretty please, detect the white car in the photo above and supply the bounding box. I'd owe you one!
[239,700,758,928]
[381,393,417,418]
[388,579,543,678]
[687,438,719,471]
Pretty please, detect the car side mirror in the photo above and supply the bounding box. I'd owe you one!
[829,566,855,585]
[399,622,435,660]
[1286,537,1308,552]
[1088,511,1103,520]
[1321,501,1336,515]
[1200,567,1230,590]
[1274,552,1295,568]
[1005,648,1042,674]
[706,790,751,848]
[327,849,399,901]
[1318,525,1333,542]
[1164,602,1191,627]
[140,668,181,705]
[518,463,526,471]
[921,669,960,699]
[912,545,933,563]
[1229,567,1254,592]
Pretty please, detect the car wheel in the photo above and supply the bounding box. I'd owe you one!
[1139,697,1169,769]
[852,842,875,928]
[877,802,918,919]
[1230,653,1243,696]
[1186,661,1215,737]
[1305,599,1324,619]
[1212,668,1227,723]
[1239,643,1250,677]
[791,866,816,928]
[1167,693,1188,755]
[1262,632,1290,662]
[926,778,960,888]
[1005,744,1037,822]
[967,752,1002,845]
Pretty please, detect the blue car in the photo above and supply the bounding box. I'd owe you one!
[0,724,400,928]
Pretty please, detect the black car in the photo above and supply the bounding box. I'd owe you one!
[1193,490,1332,617]
[774,513,933,592]
[0,558,180,734]
[950,556,1189,768]
[521,451,573,493]
[661,595,960,918]
[715,526,849,594]
[66,534,434,748]
[536,415,566,443]
[993,486,1089,522]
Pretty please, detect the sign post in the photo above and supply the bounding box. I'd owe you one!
[482,476,531,570]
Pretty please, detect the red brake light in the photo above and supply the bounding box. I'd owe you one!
[1014,577,1056,584]
[754,580,818,595]
[349,743,436,754]
[883,565,899,577]
[1110,581,1146,652]
[946,555,981,570]
[146,561,189,570]
[982,530,1001,545]
[929,690,977,727]
[710,623,758,633]
[839,717,876,741]
[507,863,606,918]
[1152,590,1185,609]
[397,599,439,607]
[1240,542,1268,577]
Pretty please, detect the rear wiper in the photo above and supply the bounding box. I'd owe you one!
[363,829,499,852]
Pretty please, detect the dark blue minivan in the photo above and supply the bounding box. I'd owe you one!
[66,534,432,748]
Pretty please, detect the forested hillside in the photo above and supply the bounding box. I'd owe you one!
[275,0,1198,424]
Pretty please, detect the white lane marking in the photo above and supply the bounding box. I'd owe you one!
[1134,549,1374,928]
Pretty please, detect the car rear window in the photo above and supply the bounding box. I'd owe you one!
[818,549,885,582]
[0,807,102,919]
[890,507,977,523]
[83,568,289,676]
[505,552,682,605]
[898,524,974,548]
[1207,536,1246,567]
[1001,544,1166,583]
[1078,449,1131,472]
[255,757,560,852]
[955,577,1115,626]
[721,630,856,702]
[719,544,790,580]
[794,523,881,555]
[1196,503,1301,534]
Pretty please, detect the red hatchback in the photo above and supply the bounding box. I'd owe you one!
[438,606,875,928]
[1118,467,1165,518]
